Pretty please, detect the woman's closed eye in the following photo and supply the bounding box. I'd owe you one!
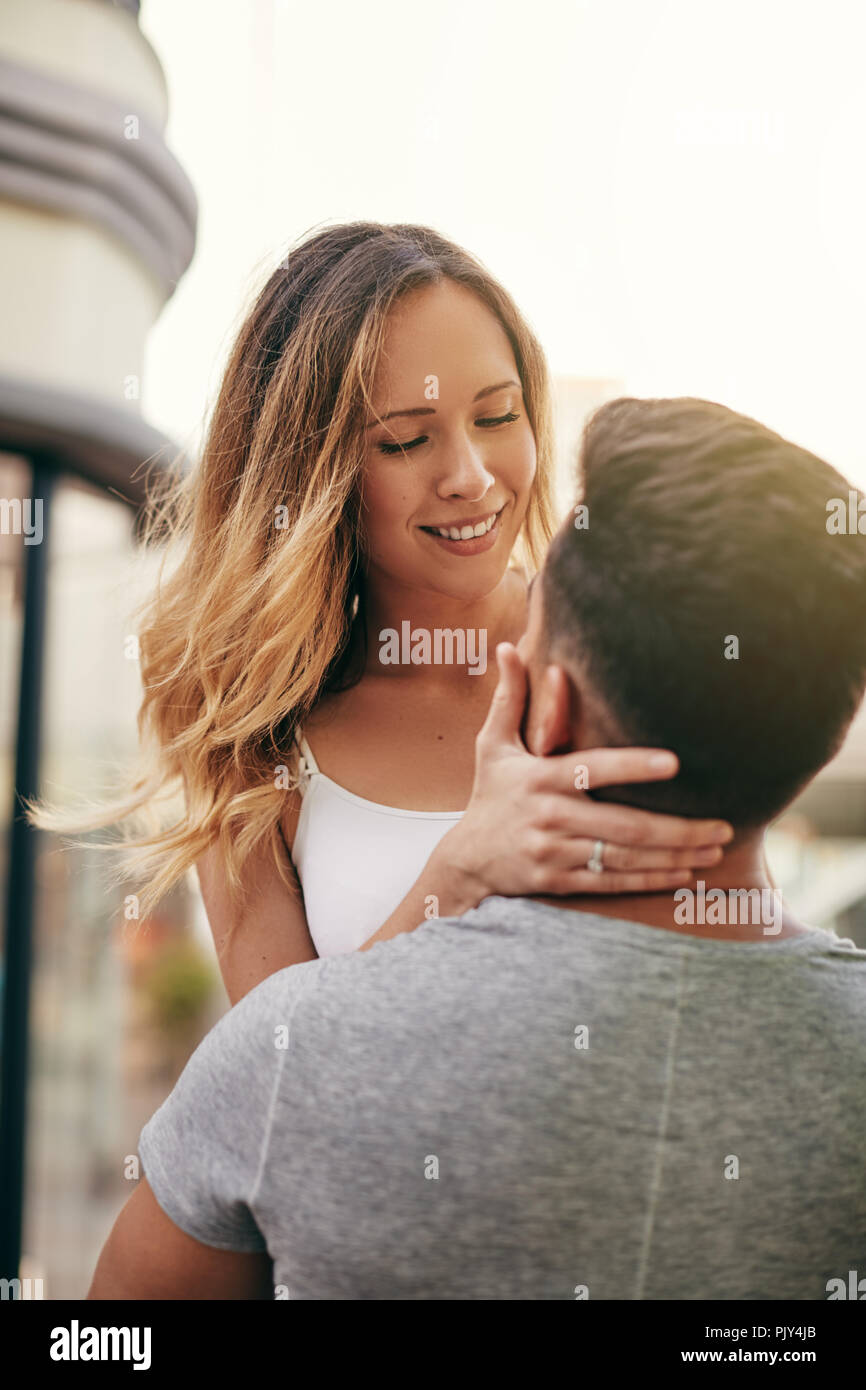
[377,411,521,455]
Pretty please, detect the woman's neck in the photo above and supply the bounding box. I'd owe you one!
[360,565,529,680]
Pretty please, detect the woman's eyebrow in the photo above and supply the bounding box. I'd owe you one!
[473,378,521,403]
[365,378,521,429]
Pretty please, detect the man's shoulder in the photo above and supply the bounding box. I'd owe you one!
[178,958,325,1083]
[263,898,587,1008]
[228,898,553,1019]
[231,903,866,1027]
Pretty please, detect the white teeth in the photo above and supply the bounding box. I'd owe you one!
[434,512,497,541]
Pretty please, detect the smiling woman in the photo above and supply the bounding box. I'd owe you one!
[26,221,729,997]
[24,222,556,965]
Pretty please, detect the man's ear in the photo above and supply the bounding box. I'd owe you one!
[525,663,577,756]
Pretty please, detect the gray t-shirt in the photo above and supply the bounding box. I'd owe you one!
[138,897,866,1300]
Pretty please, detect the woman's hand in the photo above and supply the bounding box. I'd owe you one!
[432,643,733,904]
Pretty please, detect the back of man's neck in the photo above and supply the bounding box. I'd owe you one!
[528,842,812,942]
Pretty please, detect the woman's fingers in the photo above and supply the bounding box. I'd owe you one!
[572,869,694,895]
[535,746,735,845]
[532,837,723,876]
[569,745,682,789]
[461,711,735,903]
[581,842,723,873]
[475,642,528,753]
[529,784,732,848]
[574,800,733,849]
[539,867,695,897]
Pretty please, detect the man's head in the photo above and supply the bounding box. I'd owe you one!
[517,397,866,829]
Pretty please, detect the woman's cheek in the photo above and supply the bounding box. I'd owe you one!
[362,481,420,565]
[504,432,537,499]
[361,468,405,531]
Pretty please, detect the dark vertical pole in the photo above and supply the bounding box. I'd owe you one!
[0,458,53,1285]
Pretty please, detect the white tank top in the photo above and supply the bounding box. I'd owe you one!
[291,730,464,957]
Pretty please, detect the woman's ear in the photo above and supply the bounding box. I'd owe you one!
[526,663,578,756]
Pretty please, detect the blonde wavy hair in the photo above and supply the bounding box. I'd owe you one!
[26,221,558,920]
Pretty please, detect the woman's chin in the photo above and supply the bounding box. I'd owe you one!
[369,529,519,604]
[421,542,513,590]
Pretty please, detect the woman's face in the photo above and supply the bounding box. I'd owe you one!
[360,279,537,603]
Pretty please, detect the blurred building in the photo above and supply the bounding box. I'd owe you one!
[0,0,201,1298]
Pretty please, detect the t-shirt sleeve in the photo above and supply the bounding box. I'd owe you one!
[137,961,319,1252]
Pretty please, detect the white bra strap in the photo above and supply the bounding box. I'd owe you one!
[294,728,320,777]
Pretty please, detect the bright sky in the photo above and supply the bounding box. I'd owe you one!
[140,0,866,487]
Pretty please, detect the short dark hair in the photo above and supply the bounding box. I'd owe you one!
[542,397,866,827]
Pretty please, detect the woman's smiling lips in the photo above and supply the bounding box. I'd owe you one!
[418,505,506,556]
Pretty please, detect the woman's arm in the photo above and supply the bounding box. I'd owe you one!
[195,795,317,1006]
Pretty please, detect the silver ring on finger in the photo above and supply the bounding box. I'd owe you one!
[586,839,606,874]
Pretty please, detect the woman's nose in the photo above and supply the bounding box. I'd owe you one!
[435,436,496,500]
